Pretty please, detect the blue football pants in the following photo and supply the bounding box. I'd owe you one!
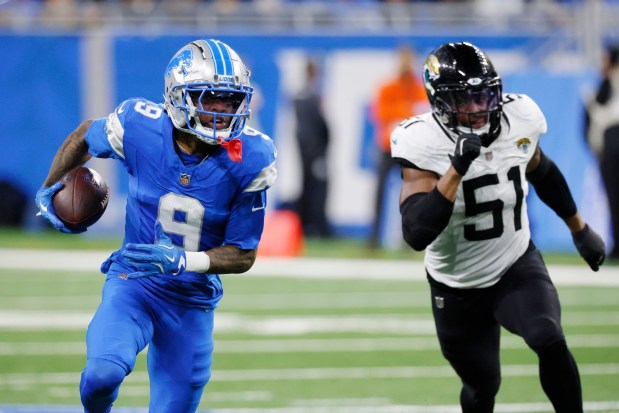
[79,276,214,413]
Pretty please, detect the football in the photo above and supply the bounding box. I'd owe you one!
[52,166,110,231]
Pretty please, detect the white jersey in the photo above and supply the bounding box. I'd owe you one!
[391,93,547,288]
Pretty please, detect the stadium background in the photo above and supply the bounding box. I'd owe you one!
[1,2,619,412]
[2,0,619,252]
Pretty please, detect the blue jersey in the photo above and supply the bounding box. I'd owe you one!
[85,98,277,309]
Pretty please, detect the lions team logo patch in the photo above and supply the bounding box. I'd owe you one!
[165,48,193,78]
[517,137,532,153]
[434,295,445,309]
[180,173,191,186]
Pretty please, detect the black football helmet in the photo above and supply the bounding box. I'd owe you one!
[422,42,502,143]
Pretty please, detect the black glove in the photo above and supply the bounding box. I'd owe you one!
[572,224,606,271]
[451,133,482,176]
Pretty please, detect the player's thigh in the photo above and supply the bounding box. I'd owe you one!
[429,277,500,368]
[494,248,563,349]
[148,307,215,394]
[429,279,501,387]
[86,277,154,372]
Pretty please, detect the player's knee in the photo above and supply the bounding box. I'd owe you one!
[461,376,500,413]
[537,338,569,359]
[523,315,564,352]
[472,371,501,396]
[80,358,126,402]
[149,375,210,413]
[181,368,211,391]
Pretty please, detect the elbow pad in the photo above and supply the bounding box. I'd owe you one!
[526,151,577,219]
[401,187,454,251]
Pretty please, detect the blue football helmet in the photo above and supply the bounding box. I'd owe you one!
[164,39,253,145]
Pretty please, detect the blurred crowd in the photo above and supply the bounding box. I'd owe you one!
[1,0,612,31]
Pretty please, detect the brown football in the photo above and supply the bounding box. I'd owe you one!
[52,166,110,231]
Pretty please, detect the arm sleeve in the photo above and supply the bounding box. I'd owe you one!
[401,186,454,251]
[526,150,577,219]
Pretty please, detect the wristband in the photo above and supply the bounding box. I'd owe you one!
[185,251,211,273]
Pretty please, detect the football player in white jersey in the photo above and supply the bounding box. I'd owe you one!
[393,42,605,413]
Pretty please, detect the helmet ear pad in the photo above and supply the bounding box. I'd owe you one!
[431,92,459,130]
[165,88,188,130]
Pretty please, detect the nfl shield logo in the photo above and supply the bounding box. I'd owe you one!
[180,173,191,186]
[435,295,445,309]
[484,151,493,161]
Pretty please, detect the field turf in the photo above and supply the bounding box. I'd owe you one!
[0,230,618,412]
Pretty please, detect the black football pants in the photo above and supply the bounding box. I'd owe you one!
[428,244,583,413]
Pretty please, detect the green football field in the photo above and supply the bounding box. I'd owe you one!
[1,231,618,412]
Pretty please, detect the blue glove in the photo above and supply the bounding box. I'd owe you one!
[121,221,186,279]
[35,182,86,234]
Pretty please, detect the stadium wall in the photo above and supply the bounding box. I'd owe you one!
[0,32,608,253]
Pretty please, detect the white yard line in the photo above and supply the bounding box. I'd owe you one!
[206,402,619,413]
[1,363,618,386]
[2,366,619,412]
[2,403,619,413]
[3,334,619,356]
[2,309,619,332]
[2,401,619,413]
[5,290,619,310]
[2,249,619,285]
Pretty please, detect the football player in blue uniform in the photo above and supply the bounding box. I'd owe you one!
[35,39,277,413]
[393,42,605,413]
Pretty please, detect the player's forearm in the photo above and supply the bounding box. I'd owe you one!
[436,167,462,202]
[564,213,586,234]
[401,186,454,251]
[204,245,257,274]
[43,120,93,186]
[526,150,578,221]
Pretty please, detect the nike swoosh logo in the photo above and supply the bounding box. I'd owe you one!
[252,205,265,212]
[163,254,175,262]
[160,244,174,250]
[117,101,128,114]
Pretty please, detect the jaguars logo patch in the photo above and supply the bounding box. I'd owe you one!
[424,54,440,77]
[516,137,531,153]
[423,54,441,95]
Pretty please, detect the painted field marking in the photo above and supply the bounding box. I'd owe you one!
[2,401,619,413]
[1,363,618,388]
[2,249,619,286]
[2,333,619,356]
